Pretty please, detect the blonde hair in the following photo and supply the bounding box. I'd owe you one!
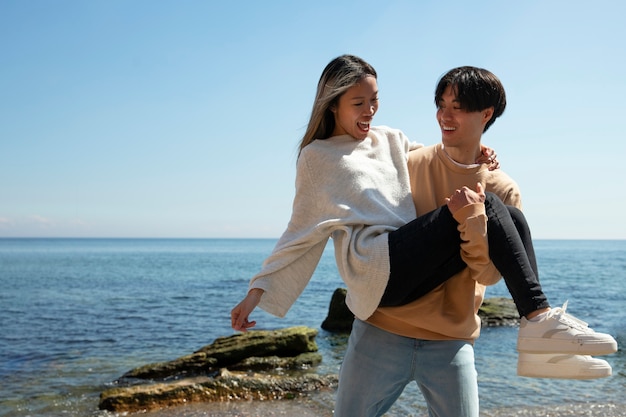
[298,55,377,157]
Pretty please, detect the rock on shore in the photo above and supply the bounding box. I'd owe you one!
[99,295,519,413]
[100,369,338,413]
[478,296,519,327]
[99,326,337,413]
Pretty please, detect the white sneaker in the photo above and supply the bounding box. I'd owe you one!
[517,353,612,379]
[517,301,618,355]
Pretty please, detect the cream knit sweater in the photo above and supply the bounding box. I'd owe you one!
[249,126,420,320]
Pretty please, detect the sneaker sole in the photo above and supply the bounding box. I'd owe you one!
[517,337,618,355]
[517,359,612,379]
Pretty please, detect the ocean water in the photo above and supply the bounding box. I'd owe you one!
[0,238,625,417]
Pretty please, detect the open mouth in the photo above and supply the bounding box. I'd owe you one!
[358,122,370,132]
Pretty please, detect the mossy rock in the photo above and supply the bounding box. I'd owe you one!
[123,326,319,380]
[478,297,519,327]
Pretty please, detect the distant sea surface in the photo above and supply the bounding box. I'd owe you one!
[1,238,625,417]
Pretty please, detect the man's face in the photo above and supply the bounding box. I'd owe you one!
[436,85,491,149]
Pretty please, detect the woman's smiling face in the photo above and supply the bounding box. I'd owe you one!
[331,75,379,140]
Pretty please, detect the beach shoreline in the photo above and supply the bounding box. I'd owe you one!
[132,390,626,417]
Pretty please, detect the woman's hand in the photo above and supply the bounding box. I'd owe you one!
[476,145,500,171]
[231,288,264,332]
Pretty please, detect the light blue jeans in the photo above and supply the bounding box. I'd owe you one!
[335,319,479,417]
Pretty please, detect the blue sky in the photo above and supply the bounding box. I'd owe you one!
[1,0,625,239]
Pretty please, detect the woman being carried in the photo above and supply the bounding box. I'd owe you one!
[230,55,617,417]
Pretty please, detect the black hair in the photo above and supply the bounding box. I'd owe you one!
[435,66,506,132]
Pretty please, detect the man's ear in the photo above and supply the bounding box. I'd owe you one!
[483,107,494,123]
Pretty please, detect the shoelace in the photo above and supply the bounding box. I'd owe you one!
[548,301,590,332]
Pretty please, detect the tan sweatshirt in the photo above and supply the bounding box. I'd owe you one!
[367,143,522,342]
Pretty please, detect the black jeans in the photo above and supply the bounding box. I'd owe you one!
[380,193,550,318]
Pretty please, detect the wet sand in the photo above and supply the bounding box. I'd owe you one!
[481,403,626,417]
[137,391,626,417]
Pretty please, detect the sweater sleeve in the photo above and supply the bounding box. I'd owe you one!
[452,203,501,285]
[409,141,424,152]
[249,154,331,318]
[468,171,524,285]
